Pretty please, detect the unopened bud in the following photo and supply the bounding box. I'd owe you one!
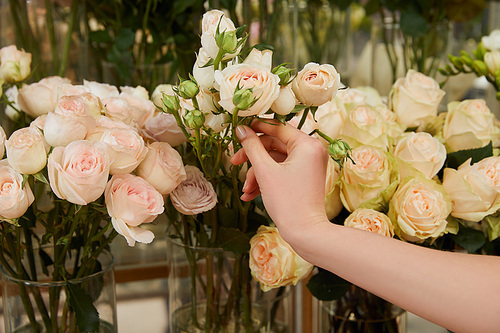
[472,60,488,76]
[184,109,205,129]
[450,56,464,71]
[216,30,238,53]
[177,80,199,99]
[162,94,180,114]
[460,51,473,67]
[233,88,255,110]
[328,140,351,164]
[272,64,294,85]
[474,42,487,60]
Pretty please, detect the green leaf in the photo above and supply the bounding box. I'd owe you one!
[399,8,428,38]
[89,30,112,43]
[216,227,250,254]
[445,142,493,170]
[114,28,135,51]
[306,268,350,301]
[32,172,49,185]
[66,282,100,332]
[452,225,485,253]
[483,212,500,241]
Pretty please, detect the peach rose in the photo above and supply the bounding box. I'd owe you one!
[98,127,148,174]
[6,127,48,174]
[136,142,186,195]
[345,208,394,237]
[314,99,346,143]
[388,176,451,242]
[394,132,447,179]
[83,80,119,100]
[170,165,217,215]
[389,70,445,128]
[292,62,341,106]
[44,95,97,147]
[102,97,135,125]
[341,105,388,149]
[47,140,112,205]
[340,145,397,212]
[0,45,31,83]
[105,173,164,246]
[442,157,500,222]
[0,161,34,220]
[249,225,313,292]
[442,99,500,151]
[17,76,71,118]
[214,63,280,116]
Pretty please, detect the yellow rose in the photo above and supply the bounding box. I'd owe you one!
[249,226,313,292]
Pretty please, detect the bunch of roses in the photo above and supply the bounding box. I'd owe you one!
[0,45,198,247]
[296,68,500,250]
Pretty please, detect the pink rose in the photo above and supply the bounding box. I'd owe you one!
[249,225,313,292]
[47,140,112,205]
[99,127,148,174]
[141,112,187,147]
[136,142,186,195]
[103,97,135,125]
[118,92,155,127]
[105,173,164,246]
[17,76,71,118]
[44,95,97,147]
[6,127,48,174]
[345,208,394,237]
[0,162,34,219]
[170,165,217,215]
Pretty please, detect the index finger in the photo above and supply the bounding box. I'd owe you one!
[250,119,311,149]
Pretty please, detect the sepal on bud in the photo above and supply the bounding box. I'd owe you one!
[177,79,199,99]
[272,64,295,85]
[184,109,205,129]
[233,88,256,110]
[162,93,180,114]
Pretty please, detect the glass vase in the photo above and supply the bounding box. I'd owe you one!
[318,286,406,333]
[1,248,117,333]
[0,0,89,82]
[167,234,294,333]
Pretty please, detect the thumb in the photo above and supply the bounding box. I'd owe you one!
[235,125,275,169]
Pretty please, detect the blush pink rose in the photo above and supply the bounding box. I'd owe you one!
[141,112,187,147]
[47,140,112,205]
[118,91,155,128]
[249,225,313,292]
[136,142,186,195]
[105,173,164,246]
[170,165,217,215]
[0,161,34,220]
[44,95,97,147]
[17,76,71,118]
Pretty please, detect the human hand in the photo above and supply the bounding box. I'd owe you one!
[231,120,330,241]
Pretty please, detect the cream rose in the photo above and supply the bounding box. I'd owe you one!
[83,80,120,100]
[0,162,34,219]
[340,145,396,212]
[389,69,445,128]
[214,63,280,116]
[105,173,164,246]
[6,127,48,174]
[98,127,148,174]
[249,225,314,292]
[200,9,240,60]
[193,48,216,90]
[0,45,32,83]
[47,140,112,205]
[136,142,186,195]
[341,105,389,149]
[394,132,447,179]
[388,176,451,242]
[17,76,71,118]
[44,95,97,147]
[442,157,500,222]
[314,99,346,143]
[170,165,217,215]
[442,99,500,151]
[271,84,297,116]
[325,158,343,220]
[292,62,341,106]
[345,208,394,237]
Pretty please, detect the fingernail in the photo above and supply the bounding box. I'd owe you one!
[242,178,248,192]
[236,126,247,140]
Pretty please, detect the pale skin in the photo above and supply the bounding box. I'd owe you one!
[230,120,500,333]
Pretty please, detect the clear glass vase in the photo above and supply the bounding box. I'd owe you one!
[167,234,294,333]
[318,286,406,333]
[1,248,117,333]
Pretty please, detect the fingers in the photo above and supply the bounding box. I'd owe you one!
[233,126,278,169]
[250,119,310,147]
[241,167,261,201]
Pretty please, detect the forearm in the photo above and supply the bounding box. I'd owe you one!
[289,221,500,333]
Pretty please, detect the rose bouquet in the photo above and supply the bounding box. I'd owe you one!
[265,68,500,331]
[158,9,352,332]
[0,45,175,332]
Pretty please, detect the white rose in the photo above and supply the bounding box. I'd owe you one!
[151,84,175,108]
[215,63,280,116]
[482,29,500,51]
[200,9,239,60]
[141,112,187,146]
[83,80,119,100]
[271,85,297,116]
[389,70,445,128]
[394,132,447,179]
[193,48,215,90]
[484,51,500,75]
[292,62,341,106]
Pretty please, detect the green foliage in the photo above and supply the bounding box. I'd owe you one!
[445,142,493,170]
[451,223,486,254]
[306,268,350,301]
[67,282,100,332]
